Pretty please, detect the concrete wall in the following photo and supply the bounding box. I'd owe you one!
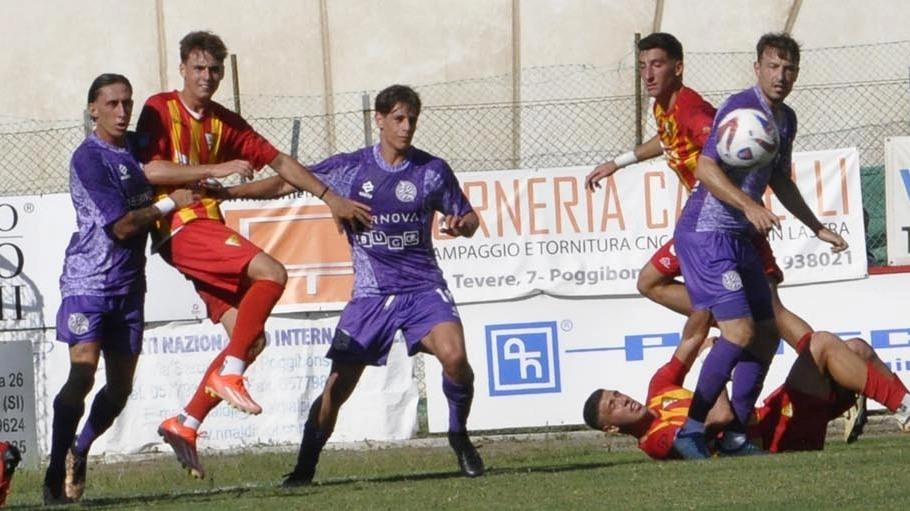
[2,0,908,123]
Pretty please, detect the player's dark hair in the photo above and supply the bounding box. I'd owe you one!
[375,84,421,116]
[87,73,132,104]
[756,32,801,66]
[639,32,683,61]
[583,389,605,430]
[180,31,228,63]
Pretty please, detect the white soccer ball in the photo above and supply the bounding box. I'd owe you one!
[714,108,779,168]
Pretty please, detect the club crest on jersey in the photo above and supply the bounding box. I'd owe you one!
[395,180,417,202]
[721,270,743,291]
[224,234,242,247]
[358,180,375,199]
[118,163,131,181]
[68,313,90,336]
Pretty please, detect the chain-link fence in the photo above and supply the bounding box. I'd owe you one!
[2,40,908,264]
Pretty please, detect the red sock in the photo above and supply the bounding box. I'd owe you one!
[224,279,285,360]
[863,361,907,411]
[185,352,226,421]
[893,373,910,394]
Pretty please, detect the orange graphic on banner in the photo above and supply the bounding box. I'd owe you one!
[222,204,353,307]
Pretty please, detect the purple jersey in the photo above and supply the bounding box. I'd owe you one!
[310,145,473,297]
[60,133,154,297]
[677,86,797,235]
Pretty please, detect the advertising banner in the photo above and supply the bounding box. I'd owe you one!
[218,147,867,311]
[37,315,417,455]
[425,272,910,432]
[4,147,867,321]
[885,137,910,265]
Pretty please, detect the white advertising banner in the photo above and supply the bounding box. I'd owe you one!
[440,147,866,302]
[885,137,910,266]
[425,271,910,432]
[0,341,39,469]
[2,148,866,325]
[0,194,204,328]
[38,315,417,455]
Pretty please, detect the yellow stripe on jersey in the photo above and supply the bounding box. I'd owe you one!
[209,117,223,161]
[166,100,184,164]
[188,115,203,165]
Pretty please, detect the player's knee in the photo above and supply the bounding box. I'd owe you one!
[247,337,266,361]
[248,253,288,284]
[636,272,657,298]
[843,337,874,359]
[64,370,96,397]
[436,344,468,370]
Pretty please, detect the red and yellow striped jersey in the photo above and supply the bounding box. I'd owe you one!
[136,91,279,241]
[638,357,692,460]
[653,86,716,191]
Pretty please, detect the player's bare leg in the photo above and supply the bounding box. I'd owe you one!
[768,281,813,349]
[205,252,286,415]
[422,321,484,477]
[637,263,692,317]
[790,332,910,431]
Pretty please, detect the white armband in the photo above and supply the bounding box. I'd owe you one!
[614,150,638,168]
[153,196,177,216]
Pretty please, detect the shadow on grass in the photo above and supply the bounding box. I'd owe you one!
[6,458,646,509]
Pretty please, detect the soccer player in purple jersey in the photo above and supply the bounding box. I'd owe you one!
[42,74,196,505]
[220,84,484,483]
[671,33,848,459]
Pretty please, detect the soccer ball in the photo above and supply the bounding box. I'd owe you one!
[714,108,779,168]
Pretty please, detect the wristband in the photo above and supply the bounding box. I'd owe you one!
[153,196,177,216]
[318,185,329,200]
[614,150,638,168]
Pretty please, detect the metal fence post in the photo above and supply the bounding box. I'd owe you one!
[230,54,242,116]
[82,110,93,138]
[362,93,373,147]
[290,119,301,161]
[634,32,643,146]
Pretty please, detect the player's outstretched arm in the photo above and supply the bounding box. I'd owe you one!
[672,310,715,369]
[584,136,662,192]
[110,188,198,240]
[143,159,255,185]
[769,174,849,252]
[695,155,779,234]
[208,175,298,201]
[269,153,372,229]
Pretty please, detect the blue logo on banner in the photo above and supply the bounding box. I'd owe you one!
[900,169,910,200]
[485,322,560,396]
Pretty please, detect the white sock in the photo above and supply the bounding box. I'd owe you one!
[895,394,910,424]
[180,413,201,431]
[221,356,247,376]
[721,431,746,451]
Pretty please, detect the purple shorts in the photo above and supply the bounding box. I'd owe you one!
[327,287,461,366]
[55,294,145,354]
[675,230,773,322]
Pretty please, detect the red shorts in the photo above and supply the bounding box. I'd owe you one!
[750,385,831,453]
[749,337,854,453]
[161,219,263,322]
[648,235,784,283]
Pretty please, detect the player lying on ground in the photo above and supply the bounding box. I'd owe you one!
[583,331,910,459]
